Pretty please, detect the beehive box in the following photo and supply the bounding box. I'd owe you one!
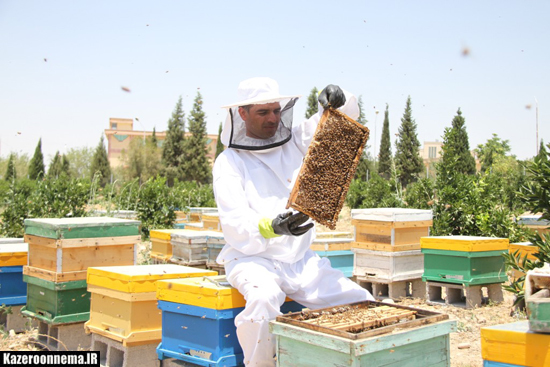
[0,266,26,305]
[149,229,191,262]
[310,237,353,252]
[24,217,141,282]
[517,214,550,236]
[525,269,550,333]
[202,213,222,232]
[187,207,218,223]
[286,109,369,230]
[509,242,538,279]
[170,230,211,265]
[271,301,455,367]
[206,232,225,267]
[0,242,28,267]
[315,250,354,278]
[353,248,424,282]
[316,232,353,239]
[156,275,302,366]
[351,208,433,252]
[481,321,550,367]
[421,236,509,285]
[85,264,216,346]
[21,275,89,324]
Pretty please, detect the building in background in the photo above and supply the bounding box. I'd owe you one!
[419,141,480,178]
[104,118,218,168]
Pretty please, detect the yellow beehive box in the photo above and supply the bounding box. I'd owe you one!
[508,242,538,279]
[481,321,550,366]
[149,229,189,261]
[420,236,509,252]
[202,213,222,232]
[351,208,433,252]
[85,264,216,345]
[0,242,28,267]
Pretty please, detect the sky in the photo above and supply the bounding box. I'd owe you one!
[0,1,549,164]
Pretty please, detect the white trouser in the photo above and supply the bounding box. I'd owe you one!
[225,250,374,367]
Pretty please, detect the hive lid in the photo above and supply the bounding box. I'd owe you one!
[420,236,509,251]
[187,207,218,214]
[87,264,216,293]
[0,242,28,254]
[517,214,550,226]
[351,208,433,222]
[150,229,188,241]
[156,275,245,309]
[24,217,141,239]
[0,238,25,244]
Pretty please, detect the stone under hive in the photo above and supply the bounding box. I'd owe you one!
[287,108,369,229]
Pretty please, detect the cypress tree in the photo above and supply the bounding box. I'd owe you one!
[161,96,186,186]
[438,108,476,176]
[151,127,158,146]
[305,87,319,119]
[182,91,212,184]
[48,151,63,178]
[90,135,111,187]
[356,96,367,125]
[4,153,17,181]
[61,154,71,177]
[28,138,45,180]
[378,104,392,179]
[354,96,371,180]
[395,96,423,187]
[215,122,224,159]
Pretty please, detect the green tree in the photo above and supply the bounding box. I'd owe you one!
[4,153,17,181]
[356,96,367,125]
[378,104,392,179]
[48,151,63,178]
[394,96,423,187]
[61,154,70,177]
[151,127,158,146]
[90,135,111,187]
[162,96,186,186]
[354,96,371,180]
[28,138,45,180]
[475,133,511,173]
[438,108,476,176]
[183,91,212,184]
[65,147,93,179]
[305,87,319,119]
[215,122,224,159]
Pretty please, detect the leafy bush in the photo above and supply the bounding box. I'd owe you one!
[134,176,176,239]
[345,174,404,209]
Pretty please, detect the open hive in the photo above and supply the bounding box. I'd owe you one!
[276,300,448,340]
[287,108,369,229]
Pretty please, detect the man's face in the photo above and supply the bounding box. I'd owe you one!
[238,102,282,139]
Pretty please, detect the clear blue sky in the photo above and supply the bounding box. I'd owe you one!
[1,1,548,163]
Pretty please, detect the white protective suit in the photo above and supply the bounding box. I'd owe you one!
[213,79,374,367]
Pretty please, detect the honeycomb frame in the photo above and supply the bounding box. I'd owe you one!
[286,108,370,229]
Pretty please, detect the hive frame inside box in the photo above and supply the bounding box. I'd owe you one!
[24,234,140,282]
[353,248,424,282]
[286,109,369,230]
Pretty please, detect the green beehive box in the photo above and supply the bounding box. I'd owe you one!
[421,248,508,285]
[21,275,90,324]
[24,217,141,239]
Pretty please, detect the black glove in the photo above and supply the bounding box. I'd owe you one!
[318,84,346,109]
[272,211,313,236]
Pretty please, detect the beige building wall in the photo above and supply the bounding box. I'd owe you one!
[105,118,218,168]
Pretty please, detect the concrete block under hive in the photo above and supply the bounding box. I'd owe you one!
[156,275,302,366]
[23,217,141,282]
[286,109,369,230]
[271,300,455,367]
[85,264,216,346]
[421,236,509,285]
[351,208,433,252]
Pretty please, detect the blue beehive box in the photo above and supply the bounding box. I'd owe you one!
[0,266,26,305]
[315,250,354,278]
[156,276,303,367]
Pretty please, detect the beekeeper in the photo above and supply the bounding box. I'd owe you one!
[213,77,374,366]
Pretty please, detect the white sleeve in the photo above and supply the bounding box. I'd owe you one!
[212,153,269,256]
